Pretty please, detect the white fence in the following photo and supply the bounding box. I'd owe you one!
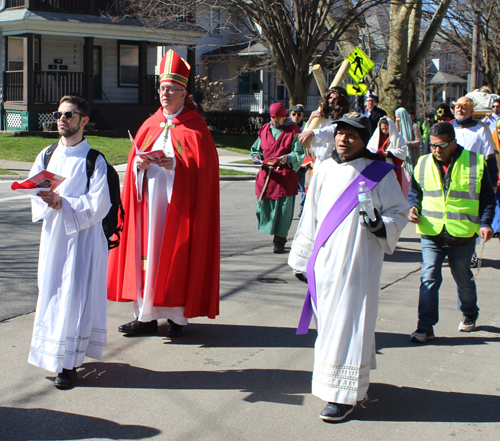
[228,93,322,113]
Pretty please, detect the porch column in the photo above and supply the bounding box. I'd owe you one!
[138,41,148,105]
[187,45,195,94]
[259,69,265,114]
[83,37,94,105]
[429,84,433,110]
[22,33,34,105]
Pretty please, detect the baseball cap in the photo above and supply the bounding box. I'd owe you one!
[291,105,305,113]
[332,112,372,132]
[332,112,372,146]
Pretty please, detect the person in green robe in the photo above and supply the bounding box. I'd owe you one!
[251,103,305,253]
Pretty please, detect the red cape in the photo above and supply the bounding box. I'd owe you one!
[107,107,220,319]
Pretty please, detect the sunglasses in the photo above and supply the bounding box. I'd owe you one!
[430,141,453,149]
[52,110,83,120]
[493,105,500,108]
[291,112,303,116]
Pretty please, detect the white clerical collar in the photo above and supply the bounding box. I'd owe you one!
[164,106,184,121]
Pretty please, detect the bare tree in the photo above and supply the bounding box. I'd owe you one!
[335,0,453,117]
[437,0,500,94]
[121,0,383,107]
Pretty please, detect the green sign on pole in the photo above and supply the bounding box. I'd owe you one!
[346,47,375,83]
[346,84,368,96]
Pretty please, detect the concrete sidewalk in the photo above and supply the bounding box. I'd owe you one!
[1,184,499,441]
[0,148,257,182]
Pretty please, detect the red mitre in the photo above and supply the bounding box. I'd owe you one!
[159,49,191,89]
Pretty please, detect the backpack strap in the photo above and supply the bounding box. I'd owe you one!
[43,142,59,169]
[86,148,100,190]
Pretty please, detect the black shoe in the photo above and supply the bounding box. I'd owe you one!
[54,368,77,389]
[118,319,158,335]
[273,242,285,254]
[167,319,185,337]
[410,328,435,343]
[320,402,354,422]
[458,312,478,332]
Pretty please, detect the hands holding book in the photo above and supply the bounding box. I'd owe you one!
[136,156,174,171]
[37,191,62,210]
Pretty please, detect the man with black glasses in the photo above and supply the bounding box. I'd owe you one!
[408,122,495,343]
[27,95,111,388]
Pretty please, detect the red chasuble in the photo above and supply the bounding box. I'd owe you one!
[107,107,220,319]
[255,122,301,200]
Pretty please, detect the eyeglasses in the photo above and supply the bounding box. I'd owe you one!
[454,103,473,110]
[52,110,83,120]
[291,112,303,116]
[430,141,453,149]
[158,87,184,95]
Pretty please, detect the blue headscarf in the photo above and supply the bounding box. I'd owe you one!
[395,107,414,142]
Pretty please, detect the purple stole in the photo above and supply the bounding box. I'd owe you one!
[297,160,396,335]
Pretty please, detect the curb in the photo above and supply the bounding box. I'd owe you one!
[220,175,255,181]
[0,174,21,181]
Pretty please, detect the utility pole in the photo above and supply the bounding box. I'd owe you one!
[470,0,481,90]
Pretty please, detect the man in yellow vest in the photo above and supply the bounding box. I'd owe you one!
[408,122,495,343]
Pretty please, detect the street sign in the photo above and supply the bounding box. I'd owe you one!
[346,84,368,96]
[346,47,375,83]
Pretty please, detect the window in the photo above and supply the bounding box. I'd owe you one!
[444,54,454,72]
[276,73,286,101]
[210,7,223,34]
[119,44,139,86]
[8,37,23,71]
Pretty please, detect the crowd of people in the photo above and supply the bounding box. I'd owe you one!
[22,51,499,425]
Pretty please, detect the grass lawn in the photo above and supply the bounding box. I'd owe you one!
[0,132,255,165]
[212,134,255,155]
[0,168,16,175]
[219,168,255,176]
[0,134,131,165]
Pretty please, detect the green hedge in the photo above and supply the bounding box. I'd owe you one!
[204,111,271,136]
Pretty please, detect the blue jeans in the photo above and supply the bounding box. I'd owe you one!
[298,168,306,210]
[418,237,479,331]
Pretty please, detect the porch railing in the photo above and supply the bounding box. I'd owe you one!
[33,71,85,104]
[228,94,322,113]
[5,0,117,14]
[4,71,24,102]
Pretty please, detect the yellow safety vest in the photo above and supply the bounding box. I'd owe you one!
[414,149,483,237]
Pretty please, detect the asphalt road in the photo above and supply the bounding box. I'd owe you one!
[1,179,500,440]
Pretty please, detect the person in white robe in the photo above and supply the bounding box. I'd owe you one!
[289,112,409,422]
[28,96,110,389]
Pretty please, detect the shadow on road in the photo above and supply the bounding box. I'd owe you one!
[69,363,311,406]
[119,323,317,349]
[384,246,423,263]
[0,407,160,441]
[376,329,500,351]
[360,382,500,422]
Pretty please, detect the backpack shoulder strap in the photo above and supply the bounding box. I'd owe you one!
[86,148,101,189]
[43,142,59,169]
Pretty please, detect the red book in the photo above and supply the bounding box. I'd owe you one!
[129,129,168,163]
[11,170,65,195]
[262,158,280,167]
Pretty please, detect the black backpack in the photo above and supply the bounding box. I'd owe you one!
[43,142,125,249]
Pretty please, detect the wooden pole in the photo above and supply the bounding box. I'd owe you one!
[302,60,351,148]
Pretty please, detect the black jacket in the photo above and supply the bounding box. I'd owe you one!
[354,105,387,134]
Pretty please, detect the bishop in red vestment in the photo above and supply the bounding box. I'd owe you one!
[107,49,220,337]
